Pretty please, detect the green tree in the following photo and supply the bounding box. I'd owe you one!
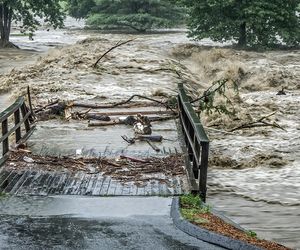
[68,0,185,32]
[67,0,96,19]
[180,0,300,47]
[0,0,65,48]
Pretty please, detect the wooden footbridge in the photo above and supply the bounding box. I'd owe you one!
[0,84,209,200]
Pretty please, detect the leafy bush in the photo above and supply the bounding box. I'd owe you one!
[68,0,185,32]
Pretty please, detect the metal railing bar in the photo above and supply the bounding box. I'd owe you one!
[178,91,209,143]
[178,83,210,202]
[179,112,201,166]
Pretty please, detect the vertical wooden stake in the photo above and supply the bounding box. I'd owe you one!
[27,86,35,120]
[2,119,9,156]
[14,109,21,143]
[199,142,209,203]
[21,103,31,133]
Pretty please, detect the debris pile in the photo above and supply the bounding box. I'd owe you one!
[6,152,185,186]
[31,93,178,154]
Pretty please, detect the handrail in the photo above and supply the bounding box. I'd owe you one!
[0,91,35,167]
[0,97,24,123]
[178,83,209,202]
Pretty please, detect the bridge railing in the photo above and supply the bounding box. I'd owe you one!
[0,90,35,167]
[178,83,209,202]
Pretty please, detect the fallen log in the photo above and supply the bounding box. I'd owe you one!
[85,110,175,117]
[88,116,176,127]
[88,119,124,127]
[72,102,153,109]
[73,95,176,113]
[137,135,163,142]
[146,140,161,152]
[34,100,59,113]
[149,116,178,122]
[85,114,111,121]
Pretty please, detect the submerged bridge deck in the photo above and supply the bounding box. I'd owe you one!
[0,85,209,199]
[0,167,187,197]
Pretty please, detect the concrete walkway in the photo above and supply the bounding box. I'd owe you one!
[0,196,224,249]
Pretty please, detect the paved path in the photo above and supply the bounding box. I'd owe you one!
[0,196,224,250]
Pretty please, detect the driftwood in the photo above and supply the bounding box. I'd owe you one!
[111,94,173,110]
[88,115,176,127]
[149,116,178,122]
[88,120,122,127]
[85,110,175,117]
[34,100,59,113]
[93,39,135,68]
[146,140,161,152]
[71,109,111,121]
[137,135,163,142]
[121,135,163,145]
[120,155,149,163]
[72,102,152,109]
[72,94,176,113]
[121,135,135,144]
[230,112,285,132]
[85,114,111,121]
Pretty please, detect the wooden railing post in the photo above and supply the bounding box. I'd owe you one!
[2,119,9,155]
[0,94,36,167]
[199,142,209,203]
[14,109,22,143]
[20,103,31,133]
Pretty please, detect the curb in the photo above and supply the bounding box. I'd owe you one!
[171,197,262,250]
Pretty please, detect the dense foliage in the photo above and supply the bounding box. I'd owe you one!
[67,0,185,32]
[0,0,65,47]
[67,0,96,19]
[179,0,300,47]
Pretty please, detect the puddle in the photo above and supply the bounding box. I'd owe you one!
[0,196,172,217]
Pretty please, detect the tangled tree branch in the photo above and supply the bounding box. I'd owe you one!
[191,78,239,116]
[230,112,285,132]
[93,38,135,68]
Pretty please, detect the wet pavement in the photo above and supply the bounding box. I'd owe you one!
[0,196,223,250]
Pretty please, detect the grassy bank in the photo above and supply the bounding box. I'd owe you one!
[180,194,290,250]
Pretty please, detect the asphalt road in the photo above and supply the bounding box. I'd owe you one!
[0,196,224,250]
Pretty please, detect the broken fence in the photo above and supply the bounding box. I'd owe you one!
[0,88,35,167]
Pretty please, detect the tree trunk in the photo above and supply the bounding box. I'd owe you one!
[238,22,247,47]
[0,3,15,48]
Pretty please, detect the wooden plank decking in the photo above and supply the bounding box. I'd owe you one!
[0,168,188,196]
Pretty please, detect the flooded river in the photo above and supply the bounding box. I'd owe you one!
[0,18,299,249]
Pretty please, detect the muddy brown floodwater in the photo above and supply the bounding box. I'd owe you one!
[0,18,299,249]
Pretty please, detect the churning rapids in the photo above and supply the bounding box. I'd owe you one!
[0,18,299,249]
